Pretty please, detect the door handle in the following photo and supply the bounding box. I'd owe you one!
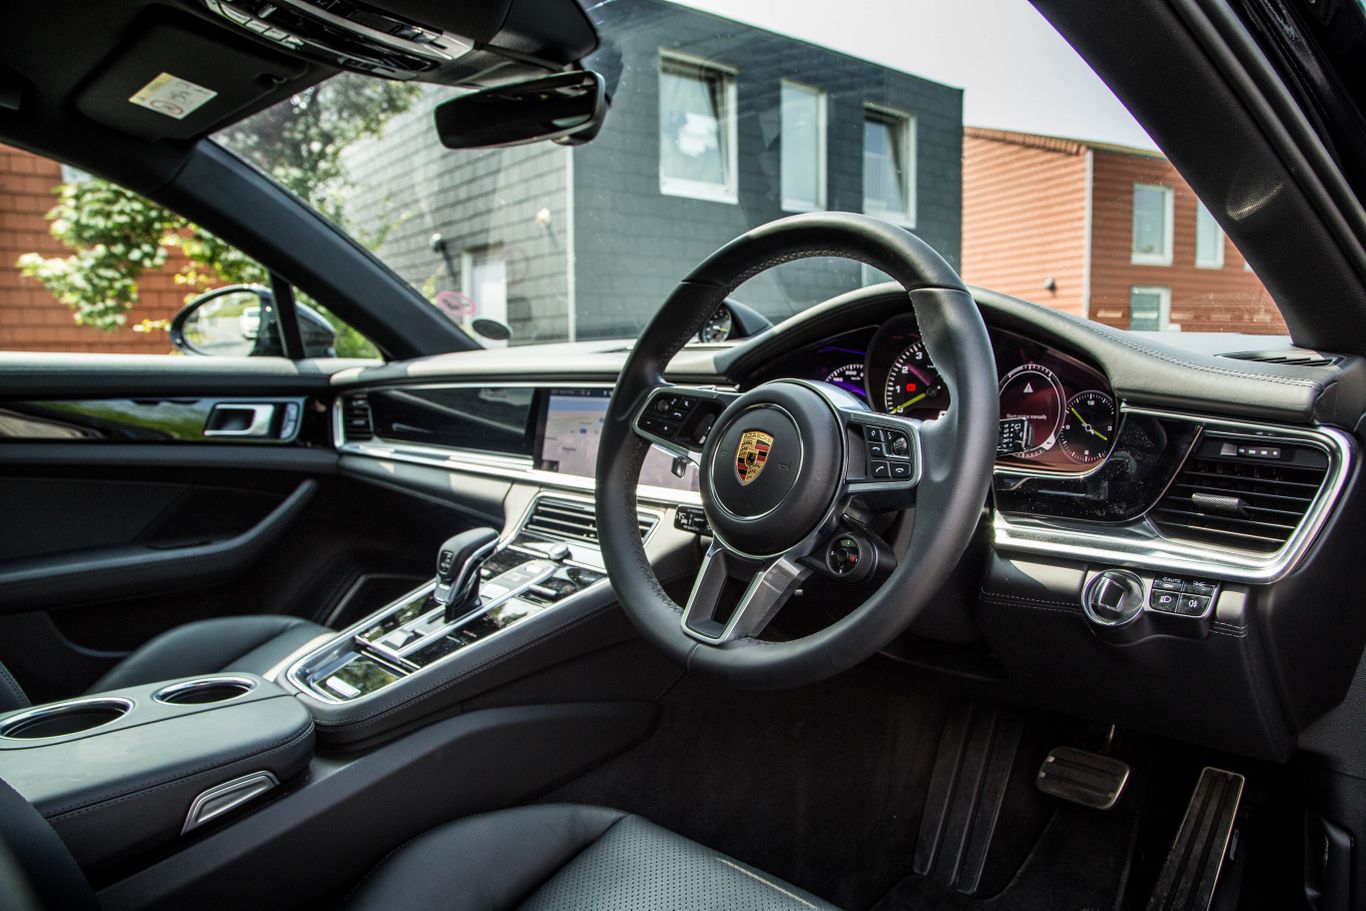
[204,403,276,437]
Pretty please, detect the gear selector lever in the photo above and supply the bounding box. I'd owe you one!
[433,528,500,622]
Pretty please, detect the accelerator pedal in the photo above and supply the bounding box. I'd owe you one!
[1035,745,1131,810]
[1146,767,1246,911]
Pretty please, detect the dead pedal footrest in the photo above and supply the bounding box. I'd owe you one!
[1146,767,1246,911]
[1035,745,1131,810]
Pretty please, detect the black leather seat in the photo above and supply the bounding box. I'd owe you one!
[346,803,841,911]
[0,615,331,712]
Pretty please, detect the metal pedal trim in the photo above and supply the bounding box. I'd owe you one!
[1036,745,1131,810]
[1146,767,1246,911]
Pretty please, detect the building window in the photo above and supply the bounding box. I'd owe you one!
[658,53,737,203]
[1195,201,1224,269]
[863,104,916,226]
[781,81,826,212]
[1131,183,1173,265]
[461,246,508,326]
[1129,286,1171,331]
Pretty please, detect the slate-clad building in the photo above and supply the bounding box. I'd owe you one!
[345,0,963,344]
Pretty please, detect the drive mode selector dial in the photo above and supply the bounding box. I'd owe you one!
[1081,569,1144,626]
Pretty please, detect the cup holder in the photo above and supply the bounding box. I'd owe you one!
[153,676,258,706]
[0,697,134,740]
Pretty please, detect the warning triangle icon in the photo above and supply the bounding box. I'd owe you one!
[1023,382,1034,394]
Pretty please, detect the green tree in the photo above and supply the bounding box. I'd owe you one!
[18,73,421,356]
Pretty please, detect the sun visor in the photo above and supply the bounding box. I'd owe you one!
[75,18,309,141]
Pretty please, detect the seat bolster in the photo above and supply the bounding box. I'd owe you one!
[87,615,331,693]
[345,804,628,911]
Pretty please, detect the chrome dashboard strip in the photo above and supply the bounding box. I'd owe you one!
[332,391,704,506]
[992,405,1356,584]
[333,384,1355,583]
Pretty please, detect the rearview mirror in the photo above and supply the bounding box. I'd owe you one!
[434,71,606,150]
[171,285,338,358]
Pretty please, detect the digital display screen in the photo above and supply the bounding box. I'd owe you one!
[537,388,699,491]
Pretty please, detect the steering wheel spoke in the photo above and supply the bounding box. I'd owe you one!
[633,384,738,460]
[836,406,922,509]
[682,542,812,645]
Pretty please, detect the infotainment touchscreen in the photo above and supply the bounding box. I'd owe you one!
[537,388,699,492]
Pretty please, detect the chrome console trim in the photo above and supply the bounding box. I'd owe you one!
[284,490,663,706]
[992,406,1356,583]
[332,385,703,506]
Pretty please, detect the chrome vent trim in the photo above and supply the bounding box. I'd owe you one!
[1151,440,1329,552]
[993,407,1355,584]
[521,496,657,545]
[340,394,374,442]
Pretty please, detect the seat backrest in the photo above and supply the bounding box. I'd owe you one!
[0,778,97,911]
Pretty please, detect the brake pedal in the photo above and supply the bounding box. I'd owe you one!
[1146,767,1246,911]
[1035,745,1131,810]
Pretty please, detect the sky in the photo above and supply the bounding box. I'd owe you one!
[667,0,1158,150]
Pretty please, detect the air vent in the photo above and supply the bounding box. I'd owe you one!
[1222,350,1338,367]
[1151,437,1329,552]
[521,497,657,546]
[340,394,374,442]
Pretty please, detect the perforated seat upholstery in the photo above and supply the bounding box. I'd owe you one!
[346,804,842,911]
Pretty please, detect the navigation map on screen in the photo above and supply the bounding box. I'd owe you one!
[539,389,699,492]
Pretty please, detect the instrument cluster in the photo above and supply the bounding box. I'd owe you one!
[754,316,1118,473]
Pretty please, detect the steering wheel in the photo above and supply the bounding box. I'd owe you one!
[595,212,997,689]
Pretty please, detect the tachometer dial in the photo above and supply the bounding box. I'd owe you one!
[882,341,948,416]
[1059,391,1117,464]
[998,362,1064,458]
[823,363,866,399]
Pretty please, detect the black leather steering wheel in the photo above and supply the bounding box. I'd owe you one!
[596,212,997,689]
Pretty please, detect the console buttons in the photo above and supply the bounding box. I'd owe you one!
[639,415,677,437]
[1185,580,1217,598]
[870,460,890,479]
[889,461,911,479]
[865,426,884,443]
[1152,577,1185,594]
[1177,594,1209,616]
[867,441,887,459]
[1149,590,1180,612]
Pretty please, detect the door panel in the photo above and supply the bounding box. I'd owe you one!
[0,358,478,703]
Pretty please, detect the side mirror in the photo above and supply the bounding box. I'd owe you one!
[434,71,606,150]
[171,285,338,358]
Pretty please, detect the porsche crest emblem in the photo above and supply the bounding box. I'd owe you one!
[735,430,774,485]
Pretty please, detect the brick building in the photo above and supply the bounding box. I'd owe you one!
[961,127,1284,334]
[346,0,963,343]
[0,144,188,354]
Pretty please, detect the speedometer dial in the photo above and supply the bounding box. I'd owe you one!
[823,363,866,398]
[882,341,948,416]
[998,362,1064,458]
[1059,390,1117,464]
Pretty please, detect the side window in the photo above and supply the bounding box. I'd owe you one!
[2,143,377,358]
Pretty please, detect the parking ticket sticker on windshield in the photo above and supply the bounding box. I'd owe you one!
[129,73,217,120]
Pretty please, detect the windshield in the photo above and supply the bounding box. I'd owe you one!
[216,0,1286,347]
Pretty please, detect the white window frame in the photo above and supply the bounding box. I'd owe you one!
[658,51,739,204]
[1195,201,1224,269]
[780,80,827,213]
[1129,285,1172,332]
[1130,183,1174,266]
[862,103,917,228]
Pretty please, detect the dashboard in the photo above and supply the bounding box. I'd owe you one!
[748,314,1118,474]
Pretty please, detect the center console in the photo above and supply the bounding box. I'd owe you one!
[0,674,314,868]
[283,494,665,741]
